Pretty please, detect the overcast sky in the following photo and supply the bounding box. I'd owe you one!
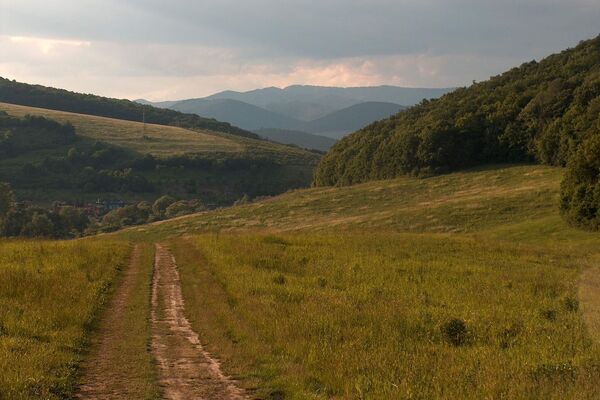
[0,0,598,100]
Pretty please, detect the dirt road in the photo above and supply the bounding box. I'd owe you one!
[75,244,157,399]
[151,243,247,399]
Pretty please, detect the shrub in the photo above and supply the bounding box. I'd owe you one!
[152,195,176,218]
[441,318,469,346]
[273,274,286,285]
[560,134,600,230]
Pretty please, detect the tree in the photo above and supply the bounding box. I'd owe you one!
[560,134,600,230]
[59,206,90,233]
[165,200,204,218]
[0,182,14,219]
[152,195,176,218]
[22,212,54,237]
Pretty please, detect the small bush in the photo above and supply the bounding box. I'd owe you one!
[273,274,286,285]
[540,309,557,321]
[441,318,468,346]
[563,296,579,312]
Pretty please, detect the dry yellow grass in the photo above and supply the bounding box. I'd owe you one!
[0,102,242,155]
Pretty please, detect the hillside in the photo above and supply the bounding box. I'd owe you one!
[6,163,600,399]
[304,101,405,138]
[255,128,337,152]
[206,84,453,115]
[114,164,600,399]
[133,164,562,236]
[167,98,305,131]
[142,97,407,149]
[0,77,257,138]
[0,103,320,206]
[314,35,600,228]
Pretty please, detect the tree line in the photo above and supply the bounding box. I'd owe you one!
[0,182,207,238]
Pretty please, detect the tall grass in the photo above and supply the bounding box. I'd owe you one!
[173,233,600,399]
[0,238,130,399]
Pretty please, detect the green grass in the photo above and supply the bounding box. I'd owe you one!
[172,233,600,399]
[3,163,599,399]
[0,102,317,160]
[121,164,600,399]
[130,164,562,238]
[0,101,319,206]
[0,238,130,399]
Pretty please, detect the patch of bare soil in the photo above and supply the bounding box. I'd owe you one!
[151,243,248,399]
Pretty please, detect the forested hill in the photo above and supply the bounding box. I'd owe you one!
[0,77,258,139]
[314,35,600,229]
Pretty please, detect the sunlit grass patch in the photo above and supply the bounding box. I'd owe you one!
[174,233,600,399]
[0,238,130,399]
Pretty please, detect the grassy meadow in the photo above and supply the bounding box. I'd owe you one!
[133,164,562,238]
[1,164,599,399]
[0,239,130,399]
[0,102,316,159]
[122,164,600,399]
[171,232,600,399]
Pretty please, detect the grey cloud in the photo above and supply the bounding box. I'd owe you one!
[0,0,598,99]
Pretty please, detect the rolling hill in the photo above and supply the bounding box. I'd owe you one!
[0,77,256,138]
[304,101,405,139]
[205,84,453,117]
[139,84,451,150]
[115,163,600,399]
[314,34,600,229]
[0,102,320,206]
[167,98,305,131]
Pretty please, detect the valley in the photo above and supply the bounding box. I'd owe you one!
[0,9,598,399]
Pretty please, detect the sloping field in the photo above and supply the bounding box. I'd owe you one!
[121,164,600,399]
[0,102,316,159]
[4,165,599,399]
[134,164,563,237]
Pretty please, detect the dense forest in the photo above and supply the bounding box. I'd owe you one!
[0,77,258,138]
[314,35,600,229]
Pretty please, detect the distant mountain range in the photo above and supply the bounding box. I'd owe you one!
[137,85,453,150]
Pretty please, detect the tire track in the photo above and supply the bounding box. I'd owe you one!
[151,243,247,399]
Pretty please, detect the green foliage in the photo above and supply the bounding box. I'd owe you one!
[165,199,204,218]
[313,35,600,229]
[0,181,14,218]
[0,112,76,157]
[0,183,90,238]
[560,134,600,229]
[0,111,316,206]
[152,195,176,218]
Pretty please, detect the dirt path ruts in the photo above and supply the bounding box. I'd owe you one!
[151,243,247,400]
[75,244,147,399]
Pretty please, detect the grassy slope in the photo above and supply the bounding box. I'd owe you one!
[0,102,317,159]
[0,102,320,206]
[121,164,600,399]
[133,164,562,237]
[0,238,130,399]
